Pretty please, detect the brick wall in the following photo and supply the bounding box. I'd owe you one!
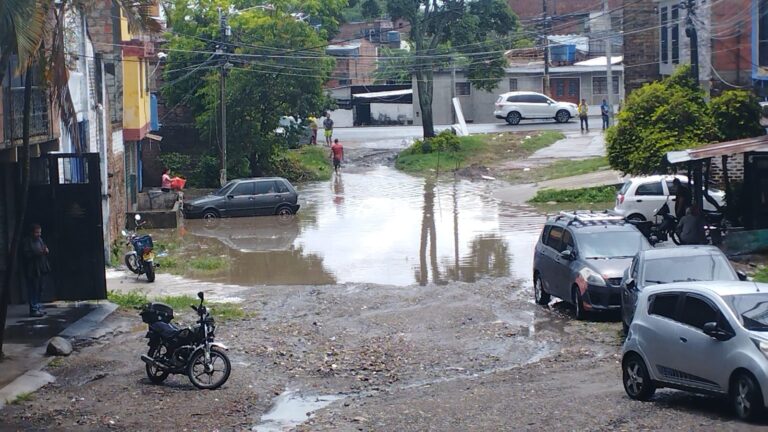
[709,154,745,186]
[710,0,752,90]
[622,0,660,95]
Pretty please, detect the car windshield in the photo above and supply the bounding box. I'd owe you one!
[212,181,235,196]
[642,255,736,285]
[577,231,647,259]
[725,294,768,331]
[619,180,631,195]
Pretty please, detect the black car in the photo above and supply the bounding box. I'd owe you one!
[183,177,300,221]
[532,211,651,319]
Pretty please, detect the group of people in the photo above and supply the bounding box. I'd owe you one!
[577,98,613,132]
[308,112,344,174]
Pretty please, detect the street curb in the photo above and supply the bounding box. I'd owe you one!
[0,301,119,409]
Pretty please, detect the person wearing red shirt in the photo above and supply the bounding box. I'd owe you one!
[330,139,344,173]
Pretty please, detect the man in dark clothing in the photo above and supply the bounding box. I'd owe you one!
[22,223,50,317]
[677,206,706,245]
[673,178,692,219]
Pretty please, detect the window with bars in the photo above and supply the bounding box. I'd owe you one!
[660,7,668,64]
[671,6,680,64]
[592,76,620,95]
[455,82,471,96]
[509,78,518,91]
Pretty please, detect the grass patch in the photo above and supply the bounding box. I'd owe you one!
[108,289,249,321]
[108,289,149,309]
[529,185,618,204]
[11,392,34,404]
[755,267,768,283]
[189,256,228,272]
[209,302,249,320]
[290,146,332,181]
[395,131,564,174]
[48,357,66,369]
[504,157,611,184]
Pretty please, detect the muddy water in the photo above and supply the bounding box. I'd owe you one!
[166,166,544,286]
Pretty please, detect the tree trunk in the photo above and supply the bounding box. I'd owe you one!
[0,69,34,356]
[415,67,435,138]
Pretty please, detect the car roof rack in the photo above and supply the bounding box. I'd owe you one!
[553,210,626,227]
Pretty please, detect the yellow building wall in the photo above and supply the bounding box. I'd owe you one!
[122,57,150,138]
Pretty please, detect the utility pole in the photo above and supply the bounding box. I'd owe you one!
[542,0,550,96]
[218,7,230,186]
[603,0,614,125]
[684,0,699,86]
[450,61,456,124]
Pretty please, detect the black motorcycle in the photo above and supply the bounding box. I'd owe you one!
[122,214,157,282]
[140,292,231,389]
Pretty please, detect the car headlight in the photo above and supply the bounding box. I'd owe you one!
[752,339,768,358]
[579,267,607,287]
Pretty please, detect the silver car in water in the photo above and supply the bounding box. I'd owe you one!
[622,281,768,421]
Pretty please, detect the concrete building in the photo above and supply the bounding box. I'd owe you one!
[412,60,624,125]
[325,40,378,88]
[508,0,622,35]
[622,0,660,94]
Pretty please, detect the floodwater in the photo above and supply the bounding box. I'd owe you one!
[253,390,343,432]
[160,166,544,287]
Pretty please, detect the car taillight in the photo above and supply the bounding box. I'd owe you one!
[617,194,624,204]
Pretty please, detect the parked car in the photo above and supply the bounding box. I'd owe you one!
[622,281,768,421]
[493,91,577,125]
[532,211,651,319]
[613,174,725,222]
[620,246,747,333]
[183,177,300,221]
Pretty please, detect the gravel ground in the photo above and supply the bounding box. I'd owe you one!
[1,274,766,431]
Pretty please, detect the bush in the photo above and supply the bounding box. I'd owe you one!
[710,90,765,141]
[402,130,460,156]
[158,152,192,178]
[529,185,618,203]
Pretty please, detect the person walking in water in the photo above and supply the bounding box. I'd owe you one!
[323,112,334,146]
[578,99,589,132]
[330,138,344,173]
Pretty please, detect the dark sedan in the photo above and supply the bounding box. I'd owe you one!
[183,177,300,221]
[620,245,747,333]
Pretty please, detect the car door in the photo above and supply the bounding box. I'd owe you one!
[673,293,737,393]
[557,228,578,298]
[622,256,641,325]
[539,226,564,297]
[507,95,529,118]
[223,181,256,217]
[640,292,685,380]
[252,180,282,215]
[630,180,666,220]
[528,94,552,118]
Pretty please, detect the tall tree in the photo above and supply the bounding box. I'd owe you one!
[387,0,518,138]
[361,0,382,19]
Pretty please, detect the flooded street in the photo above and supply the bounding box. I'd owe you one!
[169,165,543,287]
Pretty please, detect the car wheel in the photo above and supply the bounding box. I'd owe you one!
[534,275,551,305]
[731,371,765,421]
[572,285,587,320]
[623,353,656,401]
[276,206,294,217]
[626,213,645,222]
[506,111,521,125]
[202,209,220,228]
[555,110,570,123]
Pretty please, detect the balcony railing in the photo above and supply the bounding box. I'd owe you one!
[2,86,51,143]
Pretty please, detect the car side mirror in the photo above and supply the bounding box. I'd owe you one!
[737,271,748,281]
[560,249,575,260]
[625,278,636,290]
[703,322,733,341]
[227,194,234,199]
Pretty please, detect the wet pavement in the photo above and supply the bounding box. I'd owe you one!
[158,166,544,287]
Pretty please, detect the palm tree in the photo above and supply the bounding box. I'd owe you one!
[0,0,160,357]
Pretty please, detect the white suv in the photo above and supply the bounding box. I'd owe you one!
[613,175,725,221]
[494,91,577,125]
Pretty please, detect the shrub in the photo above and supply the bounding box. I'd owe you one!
[158,152,192,178]
[402,130,460,156]
[710,90,765,141]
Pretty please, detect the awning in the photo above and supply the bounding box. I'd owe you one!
[146,133,163,141]
[353,89,413,99]
[666,135,768,164]
[574,56,623,66]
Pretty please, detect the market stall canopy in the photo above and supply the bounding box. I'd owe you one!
[666,135,768,164]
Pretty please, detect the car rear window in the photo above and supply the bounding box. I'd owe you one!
[256,181,278,194]
[649,293,679,319]
[635,181,663,196]
[642,255,737,285]
[276,181,290,193]
[618,180,631,195]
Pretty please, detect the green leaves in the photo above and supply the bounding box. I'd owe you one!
[710,90,765,141]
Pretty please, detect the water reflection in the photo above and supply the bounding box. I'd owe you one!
[164,166,543,286]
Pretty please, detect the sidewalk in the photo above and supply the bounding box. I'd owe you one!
[0,301,118,408]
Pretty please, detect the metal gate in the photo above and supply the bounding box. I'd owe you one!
[26,153,106,301]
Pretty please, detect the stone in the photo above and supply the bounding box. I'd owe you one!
[46,337,73,356]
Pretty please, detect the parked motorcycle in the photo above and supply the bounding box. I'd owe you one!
[122,214,156,282]
[628,198,725,246]
[140,292,231,389]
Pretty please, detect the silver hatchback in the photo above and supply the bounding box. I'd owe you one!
[622,281,768,421]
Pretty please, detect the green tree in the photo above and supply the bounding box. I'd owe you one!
[710,90,765,141]
[606,66,718,175]
[164,0,337,184]
[361,0,382,19]
[373,47,413,84]
[387,0,519,137]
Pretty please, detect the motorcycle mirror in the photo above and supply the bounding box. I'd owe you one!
[197,291,204,301]
[134,214,142,221]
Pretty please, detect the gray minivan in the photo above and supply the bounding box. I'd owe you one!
[182,177,300,221]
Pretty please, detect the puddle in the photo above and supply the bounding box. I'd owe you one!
[253,390,343,432]
[153,166,544,286]
[4,304,95,345]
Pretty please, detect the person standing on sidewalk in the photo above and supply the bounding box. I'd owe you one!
[600,99,610,130]
[323,112,334,146]
[330,138,344,173]
[23,223,51,317]
[308,116,318,145]
[578,99,589,132]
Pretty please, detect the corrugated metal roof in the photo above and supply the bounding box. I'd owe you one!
[666,135,768,163]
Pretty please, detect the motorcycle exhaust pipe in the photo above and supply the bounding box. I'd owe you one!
[141,354,168,370]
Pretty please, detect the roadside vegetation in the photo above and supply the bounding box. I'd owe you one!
[107,290,249,321]
[528,185,618,204]
[505,156,610,184]
[396,130,564,174]
[755,267,768,283]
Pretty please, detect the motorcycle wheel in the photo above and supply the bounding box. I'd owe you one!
[146,345,170,384]
[145,263,156,283]
[125,254,140,274]
[670,231,682,245]
[187,347,231,390]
